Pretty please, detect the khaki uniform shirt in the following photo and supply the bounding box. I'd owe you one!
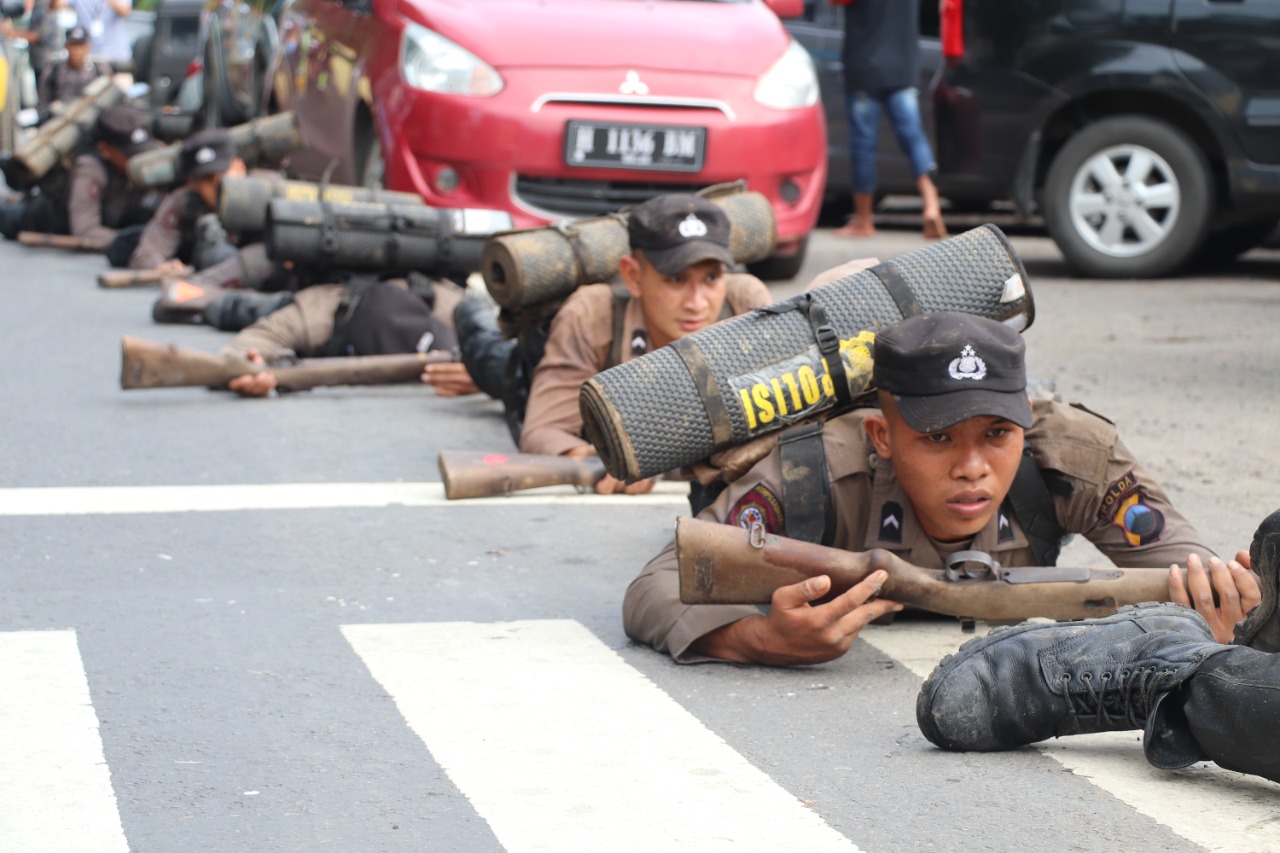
[129,185,204,269]
[622,400,1213,662]
[519,273,774,457]
[223,279,463,362]
[67,154,157,244]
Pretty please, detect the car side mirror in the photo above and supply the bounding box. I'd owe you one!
[763,0,805,19]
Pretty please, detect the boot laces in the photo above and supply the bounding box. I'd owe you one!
[1059,666,1170,729]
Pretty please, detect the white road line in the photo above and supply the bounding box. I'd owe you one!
[860,622,1280,853]
[343,620,862,853]
[0,630,128,853]
[0,481,690,516]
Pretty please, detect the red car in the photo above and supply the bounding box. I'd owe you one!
[269,0,824,278]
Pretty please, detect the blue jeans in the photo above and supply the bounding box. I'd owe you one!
[847,87,937,194]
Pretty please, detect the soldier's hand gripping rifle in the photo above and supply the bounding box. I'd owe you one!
[120,336,458,392]
[675,517,1178,623]
[437,450,607,499]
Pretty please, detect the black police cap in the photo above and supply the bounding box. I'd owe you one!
[872,312,1032,433]
[627,193,734,277]
[180,128,235,180]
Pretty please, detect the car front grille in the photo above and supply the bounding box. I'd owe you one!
[514,176,720,219]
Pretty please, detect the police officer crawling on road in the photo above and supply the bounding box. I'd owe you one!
[129,128,246,274]
[0,104,160,246]
[218,274,479,399]
[446,192,773,494]
[623,311,1261,664]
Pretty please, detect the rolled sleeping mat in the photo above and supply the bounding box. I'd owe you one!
[264,198,510,276]
[5,77,123,189]
[482,189,777,310]
[127,111,306,189]
[580,224,1035,482]
[217,175,425,233]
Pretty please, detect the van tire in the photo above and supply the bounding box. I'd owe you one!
[1044,116,1213,278]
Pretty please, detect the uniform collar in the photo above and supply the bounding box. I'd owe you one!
[864,458,1030,564]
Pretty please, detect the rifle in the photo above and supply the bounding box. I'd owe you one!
[18,231,109,252]
[438,450,607,499]
[675,517,1175,623]
[98,267,194,289]
[120,336,458,392]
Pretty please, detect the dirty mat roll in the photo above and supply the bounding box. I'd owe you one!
[482,189,777,309]
[218,176,424,234]
[579,224,1034,482]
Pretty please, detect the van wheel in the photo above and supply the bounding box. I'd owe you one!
[1043,116,1213,278]
[747,235,808,282]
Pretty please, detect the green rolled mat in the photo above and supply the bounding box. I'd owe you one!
[580,224,1035,482]
[481,189,777,310]
[217,176,424,234]
[5,78,123,190]
[127,112,305,189]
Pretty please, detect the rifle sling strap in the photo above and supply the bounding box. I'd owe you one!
[777,421,835,545]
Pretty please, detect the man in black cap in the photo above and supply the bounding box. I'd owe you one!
[36,25,111,121]
[917,509,1280,784]
[446,192,771,492]
[68,104,164,262]
[129,127,245,272]
[623,311,1260,664]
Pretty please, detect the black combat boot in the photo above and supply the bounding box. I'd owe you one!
[1233,508,1280,653]
[917,603,1227,753]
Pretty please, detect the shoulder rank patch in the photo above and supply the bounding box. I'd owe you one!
[1097,470,1139,522]
[630,329,648,357]
[878,501,903,543]
[1112,492,1165,546]
[728,484,783,534]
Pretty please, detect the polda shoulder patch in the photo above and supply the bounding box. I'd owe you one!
[728,484,784,535]
[1112,492,1165,547]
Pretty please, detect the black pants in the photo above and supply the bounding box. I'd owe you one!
[1174,646,1280,782]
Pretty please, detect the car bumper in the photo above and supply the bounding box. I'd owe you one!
[376,69,827,245]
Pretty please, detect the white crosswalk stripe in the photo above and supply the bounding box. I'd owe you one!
[860,622,1280,853]
[343,620,863,853]
[0,481,690,516]
[0,631,128,853]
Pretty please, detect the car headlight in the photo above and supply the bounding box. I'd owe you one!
[753,40,819,110]
[400,22,503,97]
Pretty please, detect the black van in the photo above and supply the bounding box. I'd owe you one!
[789,0,1280,278]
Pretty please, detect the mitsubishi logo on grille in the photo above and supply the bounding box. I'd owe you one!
[619,70,649,95]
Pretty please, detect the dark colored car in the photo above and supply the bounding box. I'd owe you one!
[193,0,283,128]
[789,0,1280,278]
[132,0,202,109]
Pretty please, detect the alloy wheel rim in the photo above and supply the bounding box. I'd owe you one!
[1068,144,1180,258]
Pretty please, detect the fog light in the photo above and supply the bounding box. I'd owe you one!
[779,179,800,204]
[435,167,460,193]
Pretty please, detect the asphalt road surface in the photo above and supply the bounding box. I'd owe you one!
[2,224,1279,852]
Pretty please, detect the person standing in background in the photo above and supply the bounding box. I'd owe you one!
[71,0,131,65]
[832,0,947,240]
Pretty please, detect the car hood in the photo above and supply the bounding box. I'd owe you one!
[399,0,791,77]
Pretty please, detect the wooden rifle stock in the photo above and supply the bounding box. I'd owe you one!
[18,231,109,252]
[675,517,1174,623]
[438,450,606,499]
[98,267,194,289]
[120,336,456,392]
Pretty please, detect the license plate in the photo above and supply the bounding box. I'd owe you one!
[564,121,706,172]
